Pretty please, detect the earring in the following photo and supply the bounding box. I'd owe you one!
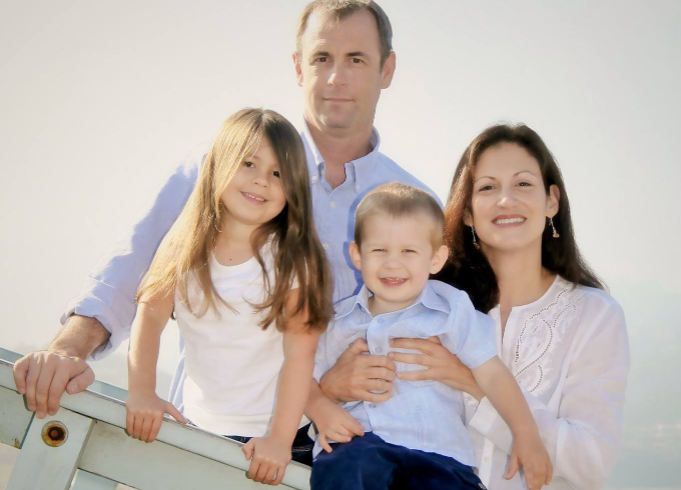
[471,225,481,249]
[549,217,560,238]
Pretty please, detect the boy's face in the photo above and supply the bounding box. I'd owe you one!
[350,212,448,315]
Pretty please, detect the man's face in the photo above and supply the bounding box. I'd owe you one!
[294,9,396,135]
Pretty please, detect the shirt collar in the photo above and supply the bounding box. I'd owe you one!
[300,120,382,188]
[334,281,451,321]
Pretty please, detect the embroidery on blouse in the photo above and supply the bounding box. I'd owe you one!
[513,285,583,393]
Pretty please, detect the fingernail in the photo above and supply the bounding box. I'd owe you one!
[387,352,394,358]
[36,411,45,419]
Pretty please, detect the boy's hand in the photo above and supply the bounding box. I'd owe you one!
[243,436,292,486]
[314,402,364,453]
[506,431,553,490]
[125,391,187,443]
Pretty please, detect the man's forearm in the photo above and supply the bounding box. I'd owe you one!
[49,315,110,359]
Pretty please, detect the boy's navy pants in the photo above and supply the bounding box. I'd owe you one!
[310,432,486,490]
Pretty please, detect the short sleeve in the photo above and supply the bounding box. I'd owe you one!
[434,284,497,369]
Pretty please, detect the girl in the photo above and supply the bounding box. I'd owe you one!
[391,124,629,489]
[125,108,333,486]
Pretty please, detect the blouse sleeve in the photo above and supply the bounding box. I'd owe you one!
[468,299,630,490]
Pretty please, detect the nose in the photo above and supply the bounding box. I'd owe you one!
[327,61,348,86]
[497,188,517,207]
[252,168,269,188]
[383,252,402,269]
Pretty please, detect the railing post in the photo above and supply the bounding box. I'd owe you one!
[6,409,95,490]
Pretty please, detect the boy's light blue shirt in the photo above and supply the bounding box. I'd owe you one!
[60,122,439,408]
[313,280,497,466]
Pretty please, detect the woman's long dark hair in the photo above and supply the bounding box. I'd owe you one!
[437,123,605,313]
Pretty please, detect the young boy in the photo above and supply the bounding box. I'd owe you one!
[307,183,552,490]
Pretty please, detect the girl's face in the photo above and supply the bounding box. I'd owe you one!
[220,138,287,227]
[467,143,559,254]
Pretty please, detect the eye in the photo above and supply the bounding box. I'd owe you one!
[477,184,493,192]
[351,57,363,64]
[243,161,254,168]
[272,170,280,178]
[518,181,532,187]
[372,248,386,253]
[315,56,328,63]
[403,249,417,254]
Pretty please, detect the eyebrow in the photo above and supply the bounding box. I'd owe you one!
[474,170,539,183]
[347,51,367,58]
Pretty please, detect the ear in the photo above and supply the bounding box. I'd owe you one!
[349,241,362,271]
[462,209,473,227]
[430,244,449,275]
[547,184,560,218]
[293,52,304,87]
[380,51,396,89]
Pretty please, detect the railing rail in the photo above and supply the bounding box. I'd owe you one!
[0,348,311,490]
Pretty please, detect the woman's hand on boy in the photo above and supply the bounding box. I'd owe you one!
[389,337,485,400]
[319,338,396,403]
[243,436,291,486]
[315,402,365,453]
[506,430,553,490]
[125,391,187,443]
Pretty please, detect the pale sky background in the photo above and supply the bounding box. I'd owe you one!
[1,1,679,488]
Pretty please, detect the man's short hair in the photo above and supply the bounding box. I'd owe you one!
[296,0,393,67]
[354,183,444,249]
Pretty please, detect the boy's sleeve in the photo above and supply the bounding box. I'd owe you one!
[436,286,497,370]
[60,145,206,360]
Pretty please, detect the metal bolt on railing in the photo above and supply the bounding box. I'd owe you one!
[41,421,68,447]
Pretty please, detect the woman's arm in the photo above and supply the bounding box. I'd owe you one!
[126,291,186,442]
[243,289,320,485]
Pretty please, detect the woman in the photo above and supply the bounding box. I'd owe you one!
[391,124,629,489]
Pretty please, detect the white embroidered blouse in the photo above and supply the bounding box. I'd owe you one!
[465,275,630,490]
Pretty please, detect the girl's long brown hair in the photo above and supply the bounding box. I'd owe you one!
[437,123,605,313]
[138,108,333,332]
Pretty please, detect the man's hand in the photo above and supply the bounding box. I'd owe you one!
[319,338,396,403]
[12,315,109,418]
[13,350,95,419]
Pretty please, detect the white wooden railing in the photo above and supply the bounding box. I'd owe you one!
[0,348,311,490]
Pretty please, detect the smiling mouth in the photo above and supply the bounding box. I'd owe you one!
[242,192,266,203]
[493,217,526,225]
[380,277,407,286]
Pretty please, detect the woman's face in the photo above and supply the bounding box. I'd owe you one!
[467,143,559,254]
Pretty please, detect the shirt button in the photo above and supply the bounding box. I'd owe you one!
[329,201,336,208]
[375,347,382,354]
[355,184,360,192]
[311,175,318,182]
[322,243,329,250]
[369,404,376,409]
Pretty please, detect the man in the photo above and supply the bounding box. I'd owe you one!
[13,0,432,441]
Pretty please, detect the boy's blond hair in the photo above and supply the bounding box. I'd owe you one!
[354,183,444,248]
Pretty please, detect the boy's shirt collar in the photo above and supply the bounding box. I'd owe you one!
[335,281,452,321]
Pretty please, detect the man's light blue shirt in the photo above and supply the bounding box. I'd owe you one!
[60,122,439,407]
[313,280,497,466]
